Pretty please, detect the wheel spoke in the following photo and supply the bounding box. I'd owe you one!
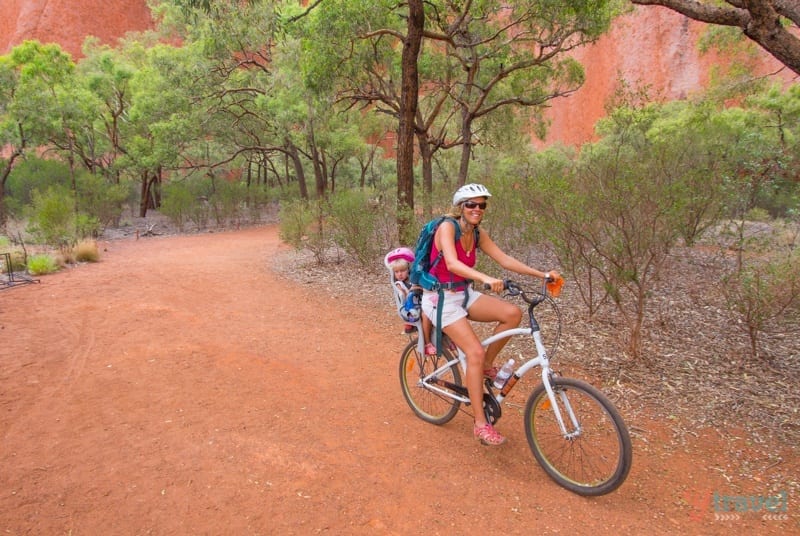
[399,341,461,425]
[525,378,631,496]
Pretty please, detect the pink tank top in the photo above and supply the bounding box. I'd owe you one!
[429,223,476,287]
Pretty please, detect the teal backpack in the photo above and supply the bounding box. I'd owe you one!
[408,216,479,354]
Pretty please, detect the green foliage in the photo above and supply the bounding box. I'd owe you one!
[278,198,332,264]
[721,249,800,362]
[76,171,129,228]
[160,180,196,231]
[529,97,694,357]
[27,253,59,275]
[4,158,73,216]
[211,179,250,225]
[6,250,27,272]
[329,189,385,267]
[26,187,77,247]
[25,186,100,247]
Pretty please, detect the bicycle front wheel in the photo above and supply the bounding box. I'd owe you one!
[524,377,632,496]
[399,340,461,425]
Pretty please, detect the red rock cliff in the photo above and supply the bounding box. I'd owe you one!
[0,2,791,146]
[0,0,152,60]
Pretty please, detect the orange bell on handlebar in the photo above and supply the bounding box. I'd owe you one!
[546,276,564,298]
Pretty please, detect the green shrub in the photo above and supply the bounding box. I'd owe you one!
[160,181,195,231]
[278,199,314,249]
[26,187,76,248]
[76,172,129,227]
[278,198,331,264]
[211,179,247,225]
[330,189,382,267]
[746,207,771,222]
[5,158,72,217]
[722,251,800,362]
[27,254,59,275]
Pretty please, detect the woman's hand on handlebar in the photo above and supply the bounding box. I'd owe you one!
[544,270,561,282]
[481,277,505,294]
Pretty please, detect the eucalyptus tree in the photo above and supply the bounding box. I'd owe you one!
[119,42,211,216]
[155,0,350,200]
[423,0,618,183]
[76,39,138,185]
[0,41,77,221]
[301,1,619,226]
[304,0,459,223]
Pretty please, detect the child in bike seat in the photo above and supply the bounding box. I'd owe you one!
[386,247,436,356]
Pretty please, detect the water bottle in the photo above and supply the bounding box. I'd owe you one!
[492,359,515,389]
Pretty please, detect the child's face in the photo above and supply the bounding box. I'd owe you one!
[394,267,409,281]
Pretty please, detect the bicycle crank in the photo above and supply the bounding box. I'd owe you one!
[482,393,502,424]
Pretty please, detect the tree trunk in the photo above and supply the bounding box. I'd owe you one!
[397,0,424,243]
[286,139,309,200]
[139,171,150,217]
[416,130,434,218]
[457,110,473,186]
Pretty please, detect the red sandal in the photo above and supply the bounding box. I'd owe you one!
[474,423,506,446]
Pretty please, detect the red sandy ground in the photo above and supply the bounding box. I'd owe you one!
[1,226,796,534]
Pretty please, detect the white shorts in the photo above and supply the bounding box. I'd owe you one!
[421,287,483,327]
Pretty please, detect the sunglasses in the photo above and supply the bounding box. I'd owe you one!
[463,201,487,210]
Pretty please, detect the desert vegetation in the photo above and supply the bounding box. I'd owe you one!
[1,2,798,442]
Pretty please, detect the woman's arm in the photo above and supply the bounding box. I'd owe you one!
[478,229,556,280]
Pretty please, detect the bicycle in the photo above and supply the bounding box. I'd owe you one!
[398,278,632,496]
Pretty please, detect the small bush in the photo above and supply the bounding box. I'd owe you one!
[722,250,800,362]
[26,187,75,247]
[27,254,59,275]
[330,189,383,267]
[278,198,331,264]
[160,181,196,231]
[746,207,771,222]
[74,240,100,262]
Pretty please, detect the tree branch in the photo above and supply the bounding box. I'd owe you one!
[630,0,800,75]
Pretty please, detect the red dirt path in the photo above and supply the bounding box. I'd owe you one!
[1,226,795,534]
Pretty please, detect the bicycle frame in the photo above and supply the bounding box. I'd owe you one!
[400,278,632,496]
[417,322,578,438]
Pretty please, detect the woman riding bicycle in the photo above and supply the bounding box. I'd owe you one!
[420,183,559,446]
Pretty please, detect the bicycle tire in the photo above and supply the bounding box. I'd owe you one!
[524,377,632,496]
[399,340,461,425]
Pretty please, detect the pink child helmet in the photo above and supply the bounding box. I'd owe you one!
[386,247,415,264]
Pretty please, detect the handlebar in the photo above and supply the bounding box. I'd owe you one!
[482,276,556,305]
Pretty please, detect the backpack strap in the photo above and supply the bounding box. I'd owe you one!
[430,217,479,356]
[427,217,460,276]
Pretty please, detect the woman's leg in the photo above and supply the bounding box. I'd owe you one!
[442,317,488,426]
[467,294,522,369]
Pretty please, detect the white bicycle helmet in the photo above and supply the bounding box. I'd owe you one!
[453,183,492,205]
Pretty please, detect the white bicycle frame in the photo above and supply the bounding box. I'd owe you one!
[417,325,580,438]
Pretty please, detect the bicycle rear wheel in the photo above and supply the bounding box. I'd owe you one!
[399,340,461,425]
[524,377,632,496]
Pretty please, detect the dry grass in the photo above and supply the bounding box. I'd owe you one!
[74,239,100,262]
